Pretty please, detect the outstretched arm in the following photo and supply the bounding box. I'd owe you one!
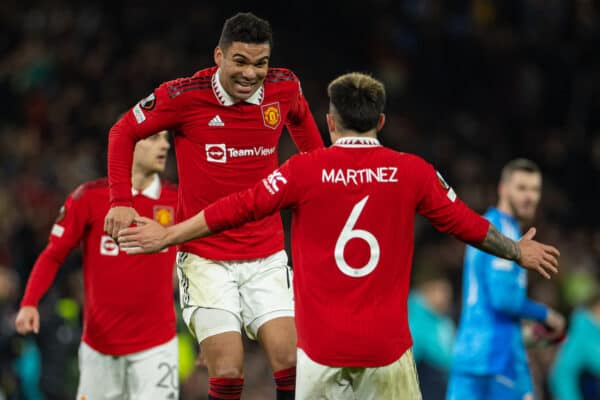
[475,226,559,279]
[119,161,301,254]
[416,161,559,279]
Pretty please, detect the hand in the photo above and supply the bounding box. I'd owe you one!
[544,308,566,341]
[15,306,40,334]
[516,227,560,279]
[118,216,168,254]
[104,206,139,240]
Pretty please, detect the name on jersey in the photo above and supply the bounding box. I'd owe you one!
[322,167,398,186]
[206,143,276,163]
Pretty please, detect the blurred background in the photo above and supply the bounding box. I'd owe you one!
[1,0,599,399]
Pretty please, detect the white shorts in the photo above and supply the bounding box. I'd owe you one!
[296,348,422,400]
[76,337,178,400]
[177,250,294,341]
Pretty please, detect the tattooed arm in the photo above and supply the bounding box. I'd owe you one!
[473,224,521,262]
[474,225,560,279]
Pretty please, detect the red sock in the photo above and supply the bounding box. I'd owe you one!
[207,377,244,400]
[274,367,296,399]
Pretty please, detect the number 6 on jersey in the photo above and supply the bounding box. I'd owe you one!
[334,195,381,277]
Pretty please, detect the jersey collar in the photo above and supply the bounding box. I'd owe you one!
[132,174,161,200]
[334,137,381,147]
[212,69,264,106]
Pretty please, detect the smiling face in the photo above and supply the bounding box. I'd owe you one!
[133,130,170,174]
[214,41,270,103]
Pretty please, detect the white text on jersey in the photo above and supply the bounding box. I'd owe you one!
[321,167,398,186]
[205,143,276,163]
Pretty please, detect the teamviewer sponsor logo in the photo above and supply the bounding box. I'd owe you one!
[206,144,227,163]
[100,235,119,256]
[205,143,276,163]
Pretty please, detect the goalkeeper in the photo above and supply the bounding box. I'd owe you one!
[447,159,565,400]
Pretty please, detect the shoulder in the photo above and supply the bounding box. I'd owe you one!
[290,146,329,164]
[266,67,297,82]
[264,67,300,94]
[395,152,431,167]
[71,178,109,200]
[377,150,434,174]
[161,67,216,99]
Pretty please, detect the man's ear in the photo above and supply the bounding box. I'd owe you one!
[376,113,386,132]
[214,47,223,67]
[326,113,336,133]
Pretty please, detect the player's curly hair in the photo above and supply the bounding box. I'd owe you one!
[219,12,273,51]
[327,72,386,133]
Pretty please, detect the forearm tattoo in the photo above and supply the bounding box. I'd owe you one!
[475,224,521,262]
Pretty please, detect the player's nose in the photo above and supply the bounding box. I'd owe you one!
[242,66,257,80]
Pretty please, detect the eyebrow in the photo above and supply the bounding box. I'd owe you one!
[232,54,269,63]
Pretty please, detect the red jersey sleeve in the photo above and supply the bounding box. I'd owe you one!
[204,158,300,232]
[416,161,489,244]
[285,74,324,152]
[108,82,183,206]
[20,186,90,307]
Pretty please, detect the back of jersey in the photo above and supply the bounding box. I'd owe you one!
[287,137,487,367]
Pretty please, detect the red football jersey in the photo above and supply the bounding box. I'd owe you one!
[108,67,323,260]
[204,137,490,367]
[20,176,178,356]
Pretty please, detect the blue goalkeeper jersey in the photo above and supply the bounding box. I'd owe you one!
[451,207,548,375]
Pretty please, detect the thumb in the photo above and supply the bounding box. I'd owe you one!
[522,227,536,241]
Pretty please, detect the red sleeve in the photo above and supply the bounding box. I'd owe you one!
[416,161,489,244]
[108,83,182,206]
[285,75,324,153]
[205,158,300,232]
[20,189,89,307]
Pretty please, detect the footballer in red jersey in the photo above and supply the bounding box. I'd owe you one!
[104,12,323,400]
[119,73,560,399]
[15,131,179,399]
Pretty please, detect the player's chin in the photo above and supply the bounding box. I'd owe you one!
[233,88,256,100]
[153,162,166,173]
[517,210,536,222]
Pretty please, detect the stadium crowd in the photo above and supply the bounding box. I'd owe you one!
[0,1,599,399]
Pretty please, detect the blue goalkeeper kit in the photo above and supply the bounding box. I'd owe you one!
[447,208,549,400]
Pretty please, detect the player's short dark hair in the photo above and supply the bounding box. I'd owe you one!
[500,158,541,182]
[218,12,273,51]
[327,72,386,133]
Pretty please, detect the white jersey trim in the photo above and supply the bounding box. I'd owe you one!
[334,137,381,148]
[131,174,161,199]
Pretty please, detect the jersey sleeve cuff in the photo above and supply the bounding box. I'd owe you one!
[20,297,38,308]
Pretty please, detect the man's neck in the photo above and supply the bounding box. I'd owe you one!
[496,201,527,229]
[131,169,155,192]
[497,201,514,218]
[335,130,378,140]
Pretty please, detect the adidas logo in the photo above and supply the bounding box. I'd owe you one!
[208,115,225,127]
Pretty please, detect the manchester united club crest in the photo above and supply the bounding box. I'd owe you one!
[153,206,174,226]
[261,102,281,129]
